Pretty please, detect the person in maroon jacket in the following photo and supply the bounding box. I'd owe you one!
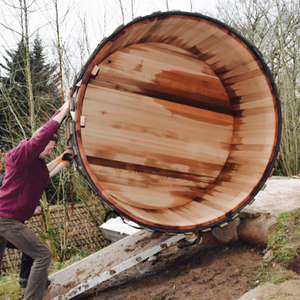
[0,87,73,300]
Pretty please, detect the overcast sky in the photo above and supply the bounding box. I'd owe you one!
[0,0,218,80]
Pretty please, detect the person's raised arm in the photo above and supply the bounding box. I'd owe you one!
[52,86,72,124]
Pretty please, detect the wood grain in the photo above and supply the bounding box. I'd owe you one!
[73,13,280,231]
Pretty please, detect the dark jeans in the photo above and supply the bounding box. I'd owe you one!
[0,215,52,300]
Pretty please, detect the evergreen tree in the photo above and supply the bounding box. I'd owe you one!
[0,41,28,150]
[31,34,61,121]
[0,35,61,151]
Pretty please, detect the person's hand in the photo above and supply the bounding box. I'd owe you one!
[65,86,73,102]
[62,147,74,162]
[53,88,73,124]
[56,147,74,165]
[60,87,72,115]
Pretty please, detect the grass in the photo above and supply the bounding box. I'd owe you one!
[0,251,91,300]
[265,289,292,300]
[150,290,175,300]
[256,208,300,286]
[256,260,297,285]
[0,272,21,300]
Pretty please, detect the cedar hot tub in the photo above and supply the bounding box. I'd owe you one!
[67,12,281,233]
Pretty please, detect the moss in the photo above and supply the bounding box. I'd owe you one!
[256,261,298,286]
[256,208,300,286]
[265,288,293,300]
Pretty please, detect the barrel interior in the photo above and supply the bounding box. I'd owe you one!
[75,14,279,231]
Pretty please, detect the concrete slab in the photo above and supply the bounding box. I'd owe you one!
[248,177,300,216]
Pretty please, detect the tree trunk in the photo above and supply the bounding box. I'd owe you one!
[40,192,58,262]
[21,0,35,132]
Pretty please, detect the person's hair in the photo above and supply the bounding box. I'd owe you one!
[32,127,58,143]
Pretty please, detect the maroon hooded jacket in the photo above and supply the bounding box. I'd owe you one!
[0,112,60,222]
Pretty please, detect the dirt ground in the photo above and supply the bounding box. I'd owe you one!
[83,241,264,300]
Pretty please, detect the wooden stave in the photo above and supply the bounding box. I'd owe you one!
[68,11,282,233]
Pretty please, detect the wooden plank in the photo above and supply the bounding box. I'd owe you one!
[44,230,185,300]
[145,19,193,44]
[208,185,250,201]
[226,78,272,99]
[136,19,176,44]
[223,161,271,174]
[232,97,275,111]
[205,188,249,203]
[82,88,232,141]
[217,60,260,79]
[229,150,273,161]
[163,19,206,47]
[83,132,229,170]
[85,84,233,129]
[192,28,228,55]
[201,36,254,68]
[82,83,233,179]
[195,195,240,213]
[230,89,275,105]
[119,43,217,78]
[109,197,224,229]
[230,143,274,152]
[223,68,265,85]
[170,202,226,227]
[94,43,232,114]
[85,141,226,176]
[89,160,216,186]
[234,121,276,132]
[233,113,276,130]
[106,190,193,210]
[233,129,276,140]
[156,19,195,44]
[171,203,217,225]
[110,193,231,229]
[184,21,222,49]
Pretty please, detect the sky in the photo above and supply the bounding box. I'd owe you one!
[0,0,219,82]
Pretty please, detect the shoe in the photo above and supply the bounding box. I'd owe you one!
[18,277,51,298]
[46,278,51,288]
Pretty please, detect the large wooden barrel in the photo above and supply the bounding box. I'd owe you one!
[67,12,281,233]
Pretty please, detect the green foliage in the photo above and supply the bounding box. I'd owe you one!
[256,260,297,286]
[80,246,89,258]
[0,272,21,300]
[256,208,300,285]
[0,35,60,151]
[216,0,300,176]
[272,161,284,176]
[265,290,294,300]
